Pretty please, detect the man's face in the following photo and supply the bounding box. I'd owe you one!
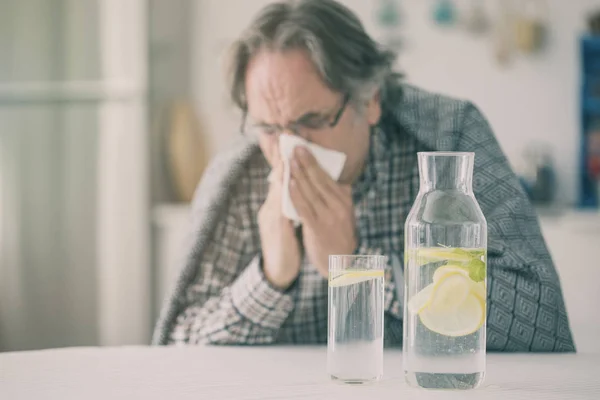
[244,49,381,184]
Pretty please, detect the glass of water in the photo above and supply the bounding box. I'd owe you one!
[327,255,386,383]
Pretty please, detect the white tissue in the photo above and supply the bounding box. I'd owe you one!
[271,135,346,224]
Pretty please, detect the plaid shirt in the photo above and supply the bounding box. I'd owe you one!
[168,127,420,346]
[156,84,575,351]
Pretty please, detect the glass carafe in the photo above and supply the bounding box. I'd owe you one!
[403,152,487,390]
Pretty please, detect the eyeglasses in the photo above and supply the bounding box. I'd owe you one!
[241,93,350,138]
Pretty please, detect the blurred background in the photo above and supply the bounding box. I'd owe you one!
[1,0,599,352]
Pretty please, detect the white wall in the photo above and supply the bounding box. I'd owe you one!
[398,0,599,205]
[192,0,599,205]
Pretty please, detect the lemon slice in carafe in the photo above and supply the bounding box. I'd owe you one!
[419,293,485,337]
[432,264,470,282]
[417,272,485,336]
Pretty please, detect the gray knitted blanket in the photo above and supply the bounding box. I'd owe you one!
[153,85,575,351]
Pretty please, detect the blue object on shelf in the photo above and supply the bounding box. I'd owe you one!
[583,98,600,114]
[377,0,401,28]
[582,36,600,75]
[579,36,600,208]
[432,0,456,26]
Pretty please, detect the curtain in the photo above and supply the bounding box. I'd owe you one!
[0,0,149,351]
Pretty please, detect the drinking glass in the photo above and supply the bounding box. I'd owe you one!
[328,255,386,383]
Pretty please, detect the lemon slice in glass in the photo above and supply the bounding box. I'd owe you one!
[328,270,384,288]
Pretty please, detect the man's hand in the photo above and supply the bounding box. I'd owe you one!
[258,154,302,290]
[289,146,357,277]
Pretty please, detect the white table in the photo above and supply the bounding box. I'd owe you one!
[2,346,599,400]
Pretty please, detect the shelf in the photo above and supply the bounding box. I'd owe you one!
[152,203,191,228]
[0,80,146,104]
[538,208,600,232]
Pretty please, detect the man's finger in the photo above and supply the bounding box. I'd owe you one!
[294,147,337,205]
[335,184,353,208]
[289,178,317,225]
[271,139,282,166]
[290,160,326,213]
[267,161,285,205]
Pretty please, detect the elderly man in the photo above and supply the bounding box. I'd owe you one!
[154,0,575,351]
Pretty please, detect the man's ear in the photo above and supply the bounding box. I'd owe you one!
[366,90,382,126]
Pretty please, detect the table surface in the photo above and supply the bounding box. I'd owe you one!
[2,346,599,400]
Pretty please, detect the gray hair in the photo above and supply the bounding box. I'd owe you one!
[228,0,402,112]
